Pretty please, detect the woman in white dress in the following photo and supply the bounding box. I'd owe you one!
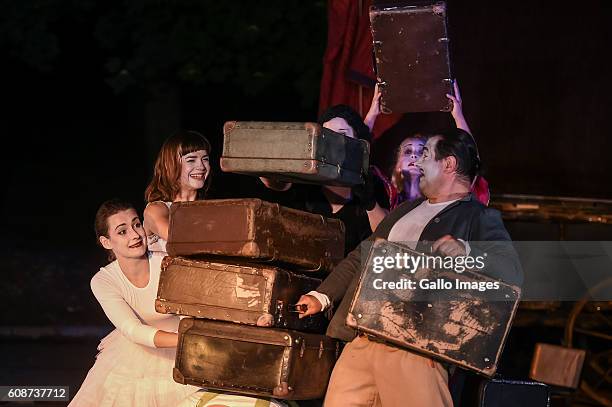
[69,199,199,406]
[144,130,212,254]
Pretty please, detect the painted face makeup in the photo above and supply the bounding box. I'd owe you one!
[323,117,355,139]
[416,136,444,197]
[179,149,210,192]
[103,209,147,260]
[398,137,425,175]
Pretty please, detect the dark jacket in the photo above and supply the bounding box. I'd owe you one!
[317,193,524,342]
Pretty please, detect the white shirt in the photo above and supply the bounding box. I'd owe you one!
[387,199,458,247]
[310,198,465,311]
[90,252,180,347]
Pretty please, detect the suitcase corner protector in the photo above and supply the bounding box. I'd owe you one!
[173,367,186,384]
[161,255,173,271]
[304,121,321,135]
[223,121,237,134]
[240,241,261,257]
[219,157,233,172]
[179,317,195,332]
[346,312,358,328]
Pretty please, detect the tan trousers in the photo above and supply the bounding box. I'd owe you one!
[324,336,453,407]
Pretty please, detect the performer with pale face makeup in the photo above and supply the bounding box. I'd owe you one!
[69,200,198,406]
[144,130,212,254]
[366,79,489,208]
[260,95,391,254]
[391,135,427,203]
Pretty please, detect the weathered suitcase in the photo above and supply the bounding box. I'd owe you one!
[370,2,453,113]
[156,256,327,333]
[529,343,585,388]
[220,121,370,186]
[346,239,521,377]
[478,379,550,407]
[166,199,345,272]
[174,318,339,400]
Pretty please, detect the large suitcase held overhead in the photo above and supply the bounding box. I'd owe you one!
[156,256,327,333]
[174,318,339,400]
[166,199,345,273]
[220,121,370,186]
[346,239,521,377]
[370,1,453,113]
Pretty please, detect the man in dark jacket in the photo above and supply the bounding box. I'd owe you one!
[297,128,523,407]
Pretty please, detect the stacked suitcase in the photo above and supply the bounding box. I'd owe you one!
[156,198,346,400]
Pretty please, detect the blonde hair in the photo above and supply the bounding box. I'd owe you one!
[391,134,428,200]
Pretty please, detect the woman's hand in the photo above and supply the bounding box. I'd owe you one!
[153,330,178,348]
[446,79,472,135]
[364,83,382,132]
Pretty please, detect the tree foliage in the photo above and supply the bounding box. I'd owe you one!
[1,0,327,105]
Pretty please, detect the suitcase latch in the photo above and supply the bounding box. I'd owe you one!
[299,338,306,358]
[276,300,285,327]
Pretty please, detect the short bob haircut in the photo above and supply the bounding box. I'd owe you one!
[318,104,372,143]
[144,130,212,203]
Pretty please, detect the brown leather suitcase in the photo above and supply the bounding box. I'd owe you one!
[346,239,521,377]
[166,198,345,272]
[174,318,339,400]
[220,121,370,186]
[529,343,585,389]
[370,2,453,113]
[156,256,327,333]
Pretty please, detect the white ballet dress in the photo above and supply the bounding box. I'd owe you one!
[69,252,198,406]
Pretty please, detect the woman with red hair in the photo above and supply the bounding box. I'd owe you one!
[144,130,212,254]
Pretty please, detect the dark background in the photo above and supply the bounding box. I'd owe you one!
[1,0,611,323]
[1,1,611,403]
[3,1,612,256]
[0,0,610,336]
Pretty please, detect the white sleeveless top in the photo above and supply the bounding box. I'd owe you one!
[145,201,172,254]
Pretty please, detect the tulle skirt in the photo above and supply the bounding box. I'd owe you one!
[69,329,199,406]
[175,389,290,407]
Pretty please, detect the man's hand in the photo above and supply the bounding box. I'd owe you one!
[295,295,323,319]
[432,234,467,257]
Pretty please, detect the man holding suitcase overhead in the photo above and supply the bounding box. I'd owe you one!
[296,128,523,407]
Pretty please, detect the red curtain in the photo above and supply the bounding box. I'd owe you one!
[318,0,401,140]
